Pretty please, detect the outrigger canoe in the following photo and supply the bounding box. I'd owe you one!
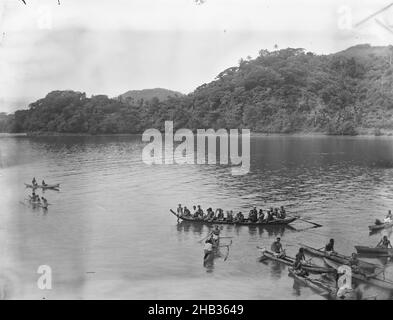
[260,249,334,274]
[368,221,393,232]
[302,244,380,272]
[170,210,297,226]
[288,268,338,299]
[323,258,393,291]
[25,198,48,209]
[355,246,393,256]
[25,183,60,190]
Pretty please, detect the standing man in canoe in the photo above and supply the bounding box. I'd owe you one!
[32,177,37,187]
[176,204,183,216]
[377,235,392,249]
[203,238,214,261]
[271,237,285,258]
[41,196,48,209]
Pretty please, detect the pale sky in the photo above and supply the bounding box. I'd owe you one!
[0,0,392,112]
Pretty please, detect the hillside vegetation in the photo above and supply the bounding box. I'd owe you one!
[1,44,393,135]
[118,88,183,102]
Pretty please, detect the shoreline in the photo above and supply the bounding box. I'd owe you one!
[1,128,393,138]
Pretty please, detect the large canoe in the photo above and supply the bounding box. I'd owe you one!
[355,246,393,256]
[368,221,393,232]
[25,183,60,190]
[323,258,393,291]
[260,249,334,274]
[170,210,297,226]
[302,244,380,272]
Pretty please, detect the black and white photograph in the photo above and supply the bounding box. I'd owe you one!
[1,0,393,303]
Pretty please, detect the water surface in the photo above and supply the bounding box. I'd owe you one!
[1,134,393,299]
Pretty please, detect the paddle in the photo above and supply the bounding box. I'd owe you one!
[291,215,323,228]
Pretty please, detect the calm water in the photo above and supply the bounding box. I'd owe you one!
[1,134,393,299]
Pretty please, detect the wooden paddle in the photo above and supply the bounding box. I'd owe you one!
[291,215,323,228]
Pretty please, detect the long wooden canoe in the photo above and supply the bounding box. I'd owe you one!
[288,268,337,299]
[260,249,334,274]
[25,183,60,190]
[323,258,393,291]
[368,221,393,232]
[355,246,393,256]
[302,244,380,272]
[170,210,297,226]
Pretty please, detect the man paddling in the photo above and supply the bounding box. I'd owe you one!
[271,237,285,258]
[377,235,392,249]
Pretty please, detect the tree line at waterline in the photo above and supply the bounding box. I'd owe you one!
[1,44,393,135]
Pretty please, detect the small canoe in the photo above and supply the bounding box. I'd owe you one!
[323,258,393,291]
[355,246,393,256]
[368,221,393,232]
[302,244,379,272]
[25,198,48,209]
[260,249,334,274]
[288,267,337,299]
[170,209,297,226]
[25,183,60,190]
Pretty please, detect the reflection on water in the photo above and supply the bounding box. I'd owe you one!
[1,135,393,299]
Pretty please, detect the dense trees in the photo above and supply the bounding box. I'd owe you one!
[3,44,393,135]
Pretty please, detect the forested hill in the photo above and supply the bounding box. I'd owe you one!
[2,44,393,135]
[118,88,183,102]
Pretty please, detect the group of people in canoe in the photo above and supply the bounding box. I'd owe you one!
[30,191,49,208]
[31,177,49,187]
[177,204,287,223]
[28,177,50,208]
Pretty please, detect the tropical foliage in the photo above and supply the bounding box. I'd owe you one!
[3,44,393,135]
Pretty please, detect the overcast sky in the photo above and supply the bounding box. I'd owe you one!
[0,0,392,112]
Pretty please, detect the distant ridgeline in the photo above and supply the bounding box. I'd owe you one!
[2,44,393,135]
